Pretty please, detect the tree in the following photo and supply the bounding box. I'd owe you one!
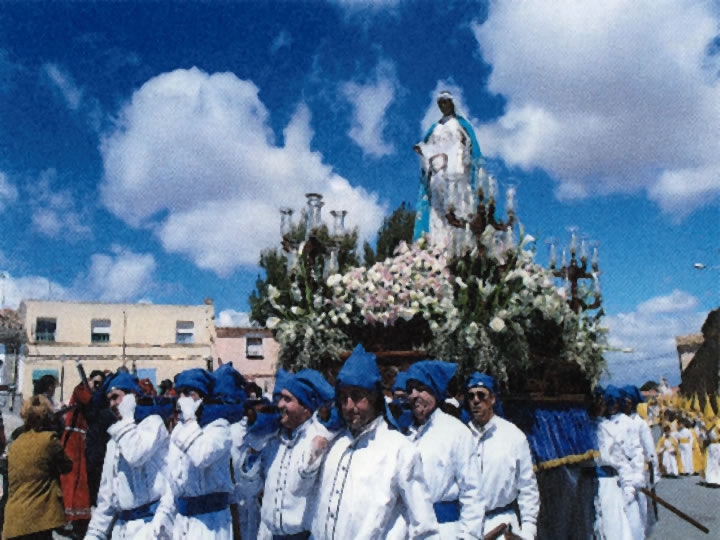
[363,202,415,265]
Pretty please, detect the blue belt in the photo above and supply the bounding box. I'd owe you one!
[117,499,159,522]
[433,500,460,523]
[486,501,517,519]
[176,492,230,517]
[273,533,310,540]
[596,465,618,478]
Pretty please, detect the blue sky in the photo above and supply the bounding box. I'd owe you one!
[0,1,718,386]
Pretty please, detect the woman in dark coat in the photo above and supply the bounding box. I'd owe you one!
[3,394,73,540]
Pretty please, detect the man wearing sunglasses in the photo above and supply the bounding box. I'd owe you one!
[465,372,539,540]
[405,360,484,539]
[85,371,173,540]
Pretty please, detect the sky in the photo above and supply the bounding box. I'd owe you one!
[0,0,718,387]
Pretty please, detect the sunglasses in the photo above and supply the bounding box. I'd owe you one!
[467,389,491,401]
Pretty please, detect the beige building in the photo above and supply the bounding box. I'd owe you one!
[19,299,216,401]
[215,327,279,394]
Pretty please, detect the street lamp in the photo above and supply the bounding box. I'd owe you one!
[693,263,720,270]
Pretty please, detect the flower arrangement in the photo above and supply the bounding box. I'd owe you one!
[260,220,607,392]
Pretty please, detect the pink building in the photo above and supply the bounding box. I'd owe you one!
[215,327,279,393]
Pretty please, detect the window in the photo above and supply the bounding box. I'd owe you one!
[35,318,56,342]
[91,319,111,343]
[176,321,195,344]
[246,336,264,359]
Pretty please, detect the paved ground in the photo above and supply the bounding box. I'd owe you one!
[649,473,719,539]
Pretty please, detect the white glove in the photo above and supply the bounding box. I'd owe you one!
[309,435,329,465]
[178,396,202,422]
[623,486,636,505]
[117,393,137,420]
[519,522,537,540]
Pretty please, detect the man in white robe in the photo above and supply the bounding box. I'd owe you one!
[310,345,440,539]
[465,372,539,540]
[674,419,694,476]
[166,368,233,539]
[242,369,337,540]
[85,372,173,540]
[622,385,659,535]
[405,360,484,539]
[604,385,645,540]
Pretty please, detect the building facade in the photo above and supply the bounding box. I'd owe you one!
[19,299,216,401]
[214,327,279,394]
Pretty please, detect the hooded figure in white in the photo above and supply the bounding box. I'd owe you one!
[85,372,173,540]
[166,368,233,539]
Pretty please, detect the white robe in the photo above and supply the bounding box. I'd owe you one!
[229,419,262,540]
[310,416,440,539]
[408,409,485,539]
[468,415,540,539]
[86,415,173,540]
[241,415,337,537]
[657,436,679,476]
[167,418,233,539]
[594,418,633,540]
[674,427,694,475]
[704,425,720,486]
[606,413,644,540]
[629,412,659,535]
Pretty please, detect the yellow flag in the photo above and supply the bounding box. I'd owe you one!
[703,395,715,421]
[637,402,649,421]
[692,393,701,413]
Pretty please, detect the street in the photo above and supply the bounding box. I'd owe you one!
[649,474,719,539]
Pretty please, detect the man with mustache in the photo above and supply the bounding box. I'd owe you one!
[465,372,539,540]
[405,360,484,539]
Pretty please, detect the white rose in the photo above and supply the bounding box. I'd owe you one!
[489,317,506,332]
[266,317,280,329]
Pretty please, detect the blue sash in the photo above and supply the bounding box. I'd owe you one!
[176,492,229,517]
[486,501,517,519]
[117,499,159,522]
[596,465,618,478]
[433,499,461,523]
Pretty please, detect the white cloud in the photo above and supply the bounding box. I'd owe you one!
[472,0,720,218]
[0,172,18,212]
[78,246,156,302]
[637,289,698,314]
[43,63,83,111]
[217,309,251,327]
[602,290,708,386]
[0,272,68,309]
[29,169,92,240]
[100,67,386,275]
[341,60,398,158]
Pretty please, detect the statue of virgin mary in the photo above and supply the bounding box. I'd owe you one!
[412,91,483,251]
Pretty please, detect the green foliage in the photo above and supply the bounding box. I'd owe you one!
[363,202,415,265]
